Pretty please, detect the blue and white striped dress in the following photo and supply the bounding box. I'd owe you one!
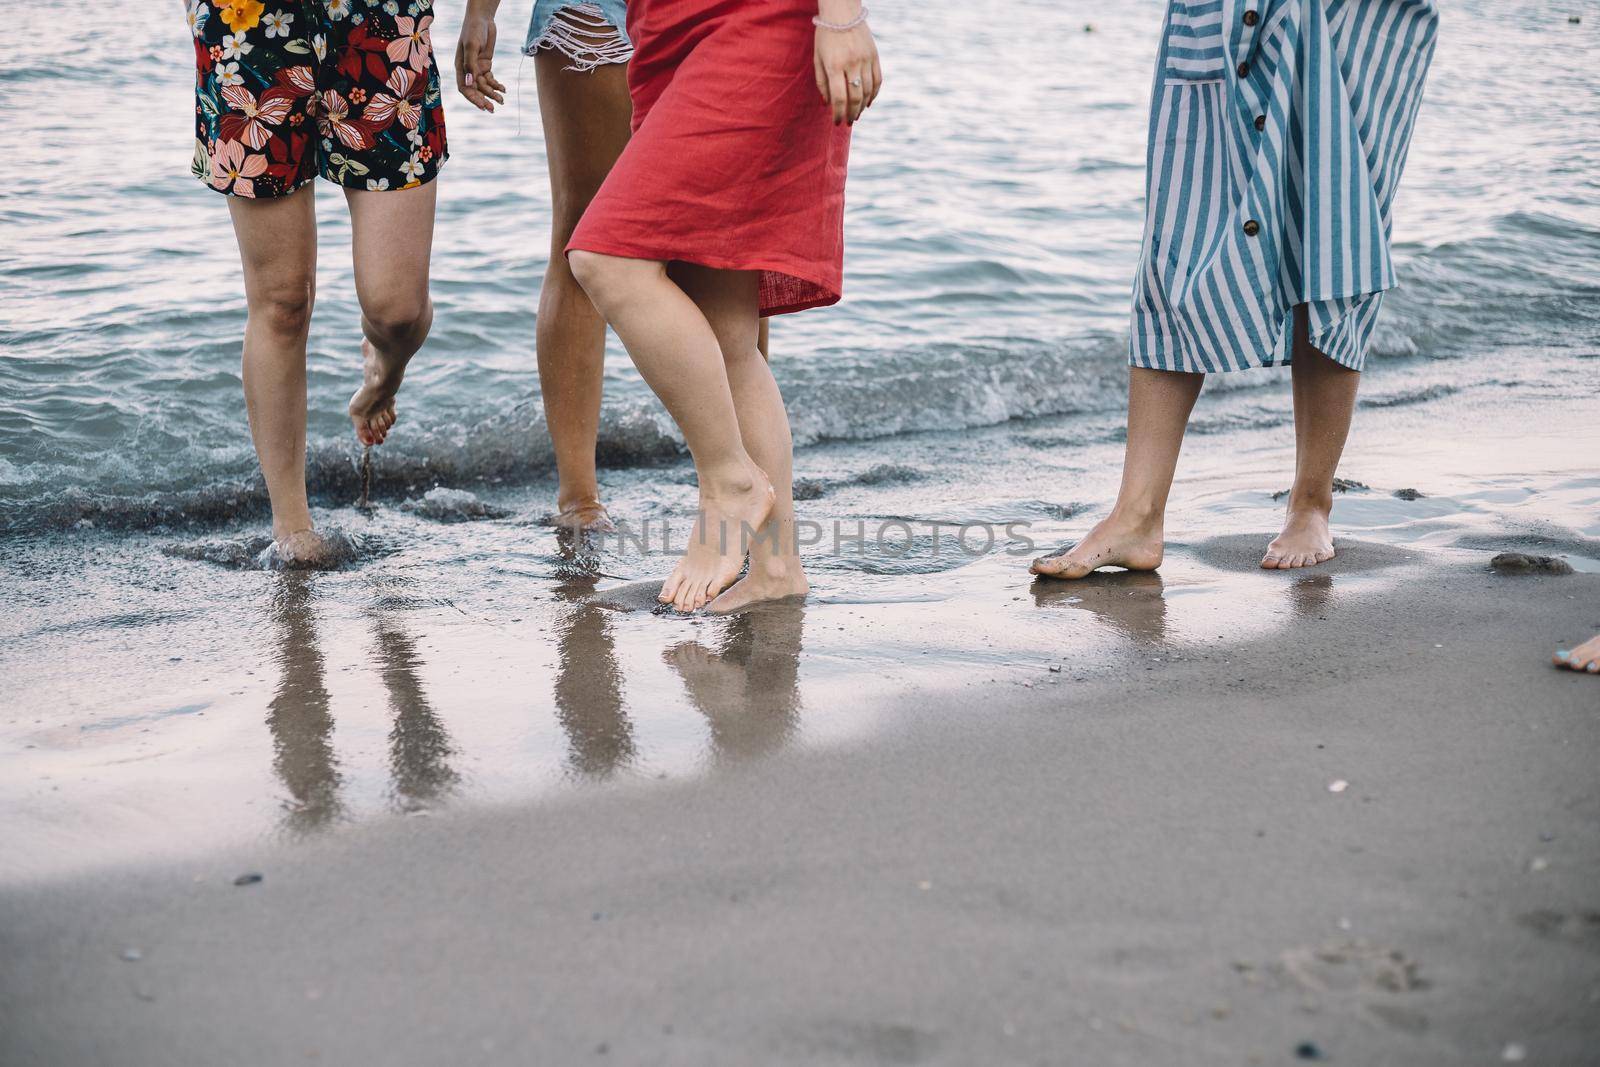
[1131,0,1439,372]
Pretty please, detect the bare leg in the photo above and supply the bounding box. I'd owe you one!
[1262,305,1359,569]
[669,265,807,613]
[1032,366,1204,579]
[345,179,437,446]
[568,252,773,613]
[229,185,326,562]
[535,52,632,529]
[1554,634,1600,675]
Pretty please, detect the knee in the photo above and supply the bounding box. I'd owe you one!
[252,281,315,339]
[566,249,607,294]
[362,295,432,348]
[567,249,627,309]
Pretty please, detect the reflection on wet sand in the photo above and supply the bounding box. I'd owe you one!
[551,578,634,778]
[264,576,459,833]
[1287,572,1337,620]
[1029,570,1169,643]
[667,602,805,764]
[266,576,343,833]
[375,618,459,811]
[262,567,810,829]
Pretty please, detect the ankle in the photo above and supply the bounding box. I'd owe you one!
[698,460,764,499]
[272,519,315,542]
[557,486,604,515]
[1107,500,1165,535]
[1284,487,1334,516]
[747,550,806,582]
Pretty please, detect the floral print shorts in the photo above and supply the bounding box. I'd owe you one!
[188,0,448,198]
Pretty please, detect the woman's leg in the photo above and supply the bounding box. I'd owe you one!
[535,49,634,529]
[670,265,807,613]
[1263,305,1360,569]
[568,252,774,613]
[344,180,438,447]
[1031,367,1204,579]
[228,185,323,559]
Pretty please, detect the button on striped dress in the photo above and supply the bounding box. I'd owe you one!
[1131,0,1440,373]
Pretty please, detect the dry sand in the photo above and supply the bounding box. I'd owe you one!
[4,550,1597,1065]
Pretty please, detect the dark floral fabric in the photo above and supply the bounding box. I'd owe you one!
[188,0,448,198]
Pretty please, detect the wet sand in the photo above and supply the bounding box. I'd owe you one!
[4,548,1598,1065]
[3,381,1598,1064]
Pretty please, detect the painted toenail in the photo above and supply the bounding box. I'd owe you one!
[1556,650,1570,659]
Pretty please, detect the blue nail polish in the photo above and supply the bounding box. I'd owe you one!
[1555,650,1570,659]
[1589,663,1599,673]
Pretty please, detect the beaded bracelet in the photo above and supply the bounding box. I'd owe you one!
[813,5,868,31]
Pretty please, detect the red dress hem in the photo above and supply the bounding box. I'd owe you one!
[563,240,843,318]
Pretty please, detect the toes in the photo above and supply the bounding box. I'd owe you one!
[1260,553,1282,569]
[689,577,714,613]
[660,572,682,604]
[673,576,700,614]
[1032,554,1091,579]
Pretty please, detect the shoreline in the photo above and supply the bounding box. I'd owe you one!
[4,552,1597,1064]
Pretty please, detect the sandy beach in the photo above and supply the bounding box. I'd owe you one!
[5,542,1598,1065]
[4,381,1599,1065]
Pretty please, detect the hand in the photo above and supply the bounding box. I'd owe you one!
[455,8,507,113]
[813,2,881,126]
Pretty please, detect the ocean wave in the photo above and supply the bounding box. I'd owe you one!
[3,218,1594,537]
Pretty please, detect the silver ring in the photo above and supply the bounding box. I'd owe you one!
[850,77,863,87]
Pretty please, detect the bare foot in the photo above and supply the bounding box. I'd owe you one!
[1554,633,1600,675]
[552,497,617,534]
[659,466,775,613]
[707,562,809,615]
[1030,511,1164,580]
[1262,507,1336,569]
[348,338,411,446]
[268,528,337,569]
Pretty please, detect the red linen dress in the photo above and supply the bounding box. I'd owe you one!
[566,0,851,317]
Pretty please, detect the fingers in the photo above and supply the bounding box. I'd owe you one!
[826,67,848,125]
[867,56,883,109]
[477,21,506,101]
[845,67,865,123]
[470,59,505,110]
[455,42,494,111]
[814,50,829,104]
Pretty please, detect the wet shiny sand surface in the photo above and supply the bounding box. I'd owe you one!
[4,388,1596,882]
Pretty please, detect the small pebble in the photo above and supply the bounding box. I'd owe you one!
[120,948,143,962]
[233,872,263,886]
[1328,779,1349,793]
[1295,1041,1324,1060]
[1503,1042,1527,1062]
[1528,856,1549,872]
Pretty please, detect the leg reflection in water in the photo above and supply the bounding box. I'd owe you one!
[373,615,459,811]
[552,578,634,777]
[265,574,344,834]
[1029,570,1169,644]
[265,576,460,830]
[666,601,805,764]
